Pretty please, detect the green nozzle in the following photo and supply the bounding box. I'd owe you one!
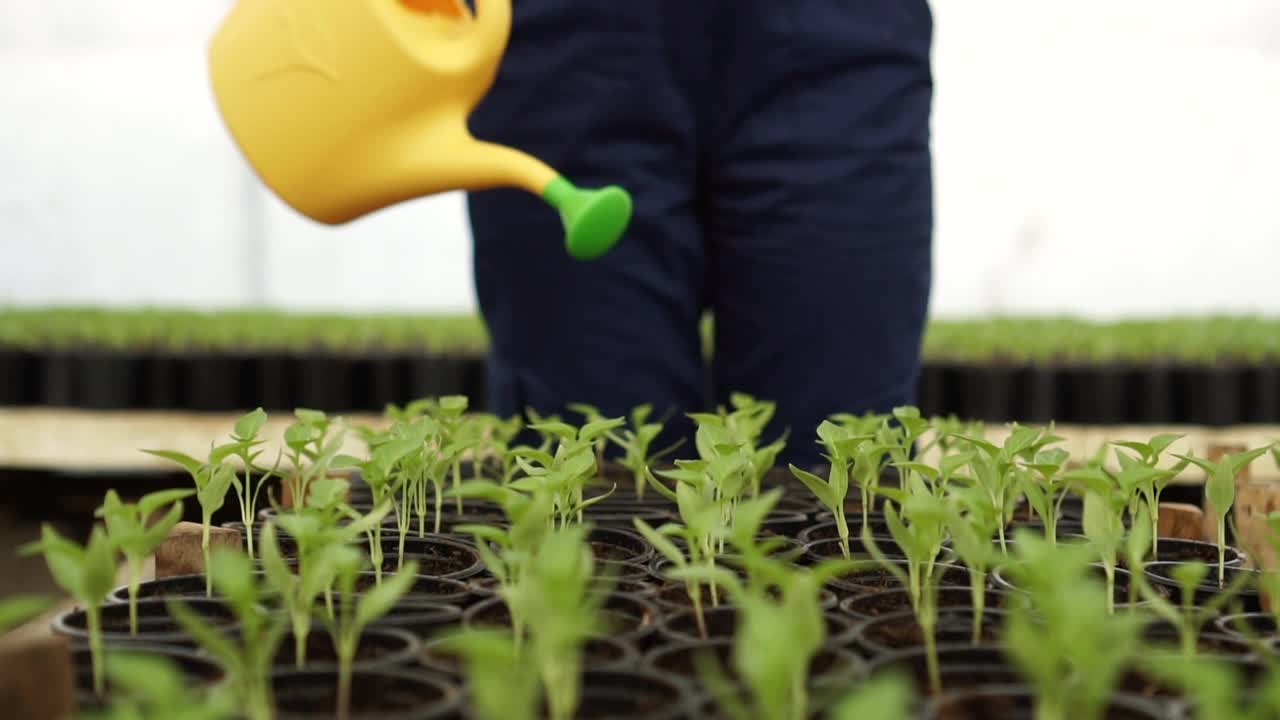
[542,176,632,261]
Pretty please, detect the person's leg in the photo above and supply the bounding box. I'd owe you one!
[706,0,935,467]
[467,3,708,445]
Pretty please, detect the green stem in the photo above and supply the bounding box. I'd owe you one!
[452,461,463,514]
[337,642,354,720]
[1218,520,1226,589]
[127,555,142,635]
[87,606,104,696]
[969,568,985,645]
[922,610,940,695]
[294,614,309,669]
[202,513,213,598]
[1105,562,1116,615]
[434,483,444,535]
[691,583,708,640]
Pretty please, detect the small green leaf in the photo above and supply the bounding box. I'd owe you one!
[138,488,196,517]
[789,464,836,510]
[141,449,203,477]
[234,408,268,440]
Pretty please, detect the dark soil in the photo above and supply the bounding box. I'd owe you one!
[644,638,862,687]
[651,581,835,612]
[370,602,463,639]
[856,609,1004,654]
[273,628,416,669]
[573,670,693,720]
[72,644,224,696]
[829,561,970,598]
[806,536,908,562]
[800,518,893,543]
[74,599,236,637]
[658,606,851,644]
[272,669,457,718]
[1144,563,1262,613]
[841,586,1007,620]
[350,574,471,605]
[421,635,637,676]
[926,688,1164,719]
[377,537,482,580]
[868,645,1018,696]
[587,528,654,564]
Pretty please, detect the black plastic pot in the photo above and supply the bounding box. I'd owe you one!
[864,644,1020,696]
[656,606,854,646]
[274,627,420,672]
[649,581,836,614]
[851,608,1005,657]
[921,685,1167,719]
[570,668,698,720]
[1213,612,1279,644]
[462,594,660,647]
[272,667,461,719]
[71,642,226,710]
[642,637,864,691]
[108,573,235,603]
[348,572,477,607]
[0,347,38,405]
[1143,562,1263,613]
[840,586,1012,621]
[374,536,484,581]
[586,526,655,564]
[994,563,1158,609]
[1243,364,1280,423]
[798,517,893,544]
[826,559,970,599]
[53,599,238,647]
[368,601,462,640]
[420,634,640,677]
[804,535,908,562]
[1121,538,1247,568]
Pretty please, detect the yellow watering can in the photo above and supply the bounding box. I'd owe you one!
[207,0,631,260]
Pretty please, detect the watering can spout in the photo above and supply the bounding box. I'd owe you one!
[206,0,631,260]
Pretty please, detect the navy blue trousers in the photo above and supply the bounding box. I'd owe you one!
[467,1,934,468]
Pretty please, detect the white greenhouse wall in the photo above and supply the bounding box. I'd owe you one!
[1,1,1278,318]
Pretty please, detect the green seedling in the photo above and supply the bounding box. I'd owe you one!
[829,411,894,526]
[955,423,1064,553]
[80,652,237,720]
[672,550,860,720]
[140,451,236,597]
[606,403,684,500]
[336,421,425,578]
[321,547,421,720]
[258,520,337,669]
[861,471,950,693]
[95,488,193,635]
[19,525,118,696]
[429,396,472,513]
[1177,445,1273,587]
[0,594,52,634]
[789,420,873,559]
[1141,652,1280,720]
[827,671,914,720]
[505,525,608,720]
[449,480,555,648]
[1110,433,1187,556]
[512,416,623,527]
[280,408,347,511]
[1124,503,1252,654]
[633,487,725,638]
[208,408,277,562]
[643,460,734,607]
[1077,482,1127,615]
[689,393,787,498]
[1016,447,1071,545]
[944,488,1001,644]
[168,547,285,720]
[271,479,392,638]
[434,628,538,720]
[1001,531,1145,720]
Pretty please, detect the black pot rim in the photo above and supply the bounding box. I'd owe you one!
[272,625,422,673]
[53,597,241,645]
[270,665,462,720]
[851,607,1008,657]
[920,683,1170,718]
